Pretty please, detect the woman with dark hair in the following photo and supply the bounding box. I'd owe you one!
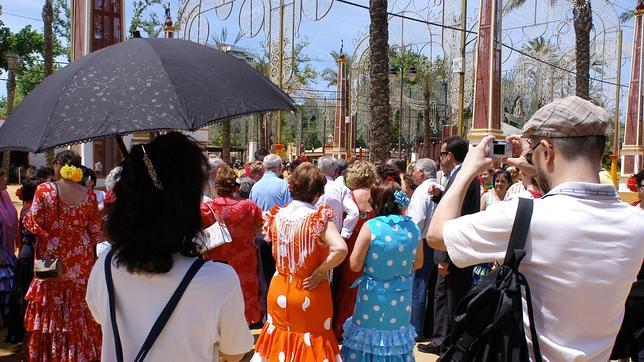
[81,167,106,208]
[340,179,422,362]
[23,150,102,361]
[201,165,264,325]
[86,132,253,361]
[5,177,44,343]
[253,162,348,361]
[480,169,512,211]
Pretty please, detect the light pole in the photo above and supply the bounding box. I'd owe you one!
[389,59,416,159]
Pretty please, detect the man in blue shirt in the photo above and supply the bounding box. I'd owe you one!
[250,153,291,322]
[250,153,291,211]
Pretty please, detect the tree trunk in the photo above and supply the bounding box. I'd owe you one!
[573,0,592,100]
[44,0,56,166]
[423,89,431,158]
[222,119,231,164]
[368,0,391,162]
[2,71,16,175]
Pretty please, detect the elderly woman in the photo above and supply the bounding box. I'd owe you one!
[252,163,348,361]
[201,165,264,324]
[86,133,253,361]
[332,161,377,340]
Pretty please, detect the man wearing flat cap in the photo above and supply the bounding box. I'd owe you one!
[425,96,644,360]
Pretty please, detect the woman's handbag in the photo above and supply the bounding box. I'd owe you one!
[200,203,232,252]
[34,182,62,280]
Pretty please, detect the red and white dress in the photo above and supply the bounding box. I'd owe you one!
[23,183,103,362]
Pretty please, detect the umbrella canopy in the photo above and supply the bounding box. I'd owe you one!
[0,38,294,152]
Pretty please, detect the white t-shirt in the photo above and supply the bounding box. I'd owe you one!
[86,250,254,362]
[443,182,644,361]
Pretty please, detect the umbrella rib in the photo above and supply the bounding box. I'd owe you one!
[143,40,192,130]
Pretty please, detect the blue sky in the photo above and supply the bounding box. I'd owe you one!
[1,0,637,118]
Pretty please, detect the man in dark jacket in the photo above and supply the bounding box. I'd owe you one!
[418,136,480,354]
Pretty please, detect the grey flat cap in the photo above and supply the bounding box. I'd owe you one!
[522,96,610,138]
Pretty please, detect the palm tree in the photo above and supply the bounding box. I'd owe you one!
[43,0,56,166]
[213,28,243,164]
[368,0,391,161]
[2,53,20,175]
[415,57,446,158]
[253,57,270,150]
[505,0,593,99]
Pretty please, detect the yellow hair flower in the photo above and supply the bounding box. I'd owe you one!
[60,165,83,183]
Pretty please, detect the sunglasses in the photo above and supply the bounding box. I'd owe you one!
[526,141,542,165]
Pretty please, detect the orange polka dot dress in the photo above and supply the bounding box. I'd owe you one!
[251,201,341,362]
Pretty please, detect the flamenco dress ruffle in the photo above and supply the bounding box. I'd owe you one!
[24,279,101,361]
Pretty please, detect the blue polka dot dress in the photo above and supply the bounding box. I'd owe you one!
[340,214,421,362]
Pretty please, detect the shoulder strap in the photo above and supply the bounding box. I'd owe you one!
[502,197,533,268]
[105,249,207,362]
[105,248,124,362]
[500,197,543,361]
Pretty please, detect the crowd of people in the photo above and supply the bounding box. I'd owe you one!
[0,96,639,361]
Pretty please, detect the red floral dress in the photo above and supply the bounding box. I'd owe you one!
[23,182,103,362]
[201,196,264,324]
[332,193,375,340]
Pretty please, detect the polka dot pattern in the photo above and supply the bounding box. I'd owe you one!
[345,214,419,350]
[277,295,287,309]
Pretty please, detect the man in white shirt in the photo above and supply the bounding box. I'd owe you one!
[427,96,644,361]
[407,158,441,340]
[315,156,359,239]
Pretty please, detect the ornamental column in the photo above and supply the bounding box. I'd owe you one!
[622,1,644,181]
[71,0,125,176]
[467,0,503,144]
[333,49,349,158]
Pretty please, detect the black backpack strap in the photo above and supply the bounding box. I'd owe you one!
[519,272,543,362]
[105,249,207,362]
[501,198,543,361]
[105,248,124,362]
[502,197,534,269]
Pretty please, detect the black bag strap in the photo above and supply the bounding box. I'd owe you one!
[503,197,543,362]
[104,248,206,362]
[502,197,533,268]
[519,272,543,361]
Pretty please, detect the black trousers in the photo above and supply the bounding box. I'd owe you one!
[432,264,473,347]
[255,236,276,320]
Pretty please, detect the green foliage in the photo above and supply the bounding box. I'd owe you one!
[16,62,62,98]
[129,0,163,38]
[0,97,6,118]
[0,25,44,71]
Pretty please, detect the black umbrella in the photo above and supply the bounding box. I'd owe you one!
[0,38,294,153]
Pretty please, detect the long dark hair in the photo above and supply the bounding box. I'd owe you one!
[106,132,208,274]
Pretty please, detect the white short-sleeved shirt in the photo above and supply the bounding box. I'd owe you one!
[86,250,254,362]
[407,178,439,238]
[443,182,644,362]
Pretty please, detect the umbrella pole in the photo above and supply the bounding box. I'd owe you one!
[115,136,128,157]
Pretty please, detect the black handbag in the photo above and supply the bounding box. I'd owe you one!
[34,182,61,280]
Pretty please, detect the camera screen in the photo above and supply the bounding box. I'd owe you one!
[493,143,506,155]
